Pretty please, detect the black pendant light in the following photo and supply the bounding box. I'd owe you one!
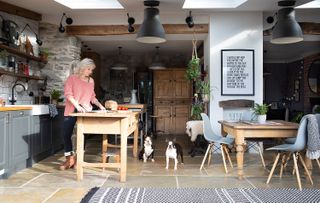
[271,1,303,44]
[136,0,166,44]
[111,47,128,70]
[149,46,166,70]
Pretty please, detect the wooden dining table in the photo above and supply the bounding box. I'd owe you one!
[70,111,139,182]
[219,120,299,179]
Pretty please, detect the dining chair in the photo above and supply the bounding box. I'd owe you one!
[266,115,313,191]
[200,113,234,173]
[242,110,266,168]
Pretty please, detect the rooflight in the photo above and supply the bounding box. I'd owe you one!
[183,0,247,9]
[296,0,320,9]
[54,0,124,9]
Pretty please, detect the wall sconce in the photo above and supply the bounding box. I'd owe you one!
[185,11,194,28]
[270,1,303,44]
[20,23,42,46]
[136,0,166,44]
[127,13,135,33]
[58,13,73,33]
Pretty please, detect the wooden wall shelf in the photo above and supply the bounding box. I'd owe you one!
[0,69,45,80]
[0,44,47,64]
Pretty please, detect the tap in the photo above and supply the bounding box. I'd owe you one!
[9,83,26,105]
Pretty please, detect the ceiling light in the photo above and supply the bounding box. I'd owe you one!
[271,7,303,44]
[54,0,124,9]
[58,13,73,33]
[136,0,166,44]
[183,0,247,9]
[149,46,166,70]
[185,11,194,28]
[296,0,320,9]
[111,46,128,70]
[127,13,135,33]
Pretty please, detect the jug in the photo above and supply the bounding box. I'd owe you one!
[130,89,138,104]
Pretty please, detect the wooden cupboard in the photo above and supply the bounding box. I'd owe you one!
[153,69,191,134]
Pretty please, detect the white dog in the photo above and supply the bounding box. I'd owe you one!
[165,141,184,170]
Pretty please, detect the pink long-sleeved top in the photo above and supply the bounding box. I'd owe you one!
[64,75,96,116]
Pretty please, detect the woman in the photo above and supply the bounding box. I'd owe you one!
[60,58,105,170]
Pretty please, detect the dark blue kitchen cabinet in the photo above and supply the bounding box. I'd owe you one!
[51,107,64,153]
[0,110,31,178]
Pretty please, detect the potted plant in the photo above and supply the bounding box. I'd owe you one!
[50,89,61,105]
[0,49,8,67]
[185,57,201,81]
[252,103,270,123]
[39,47,51,61]
[191,102,204,120]
[199,81,211,103]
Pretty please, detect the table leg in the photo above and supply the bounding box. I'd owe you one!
[102,134,108,169]
[133,123,138,158]
[76,117,84,181]
[120,118,128,182]
[235,132,245,180]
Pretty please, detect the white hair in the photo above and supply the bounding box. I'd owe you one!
[74,58,96,75]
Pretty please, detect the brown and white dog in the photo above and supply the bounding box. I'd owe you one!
[165,141,184,170]
[139,136,155,162]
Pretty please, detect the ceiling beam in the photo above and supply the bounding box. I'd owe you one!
[263,22,320,36]
[66,24,208,36]
[0,1,42,21]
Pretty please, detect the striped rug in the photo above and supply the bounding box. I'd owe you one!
[80,187,320,203]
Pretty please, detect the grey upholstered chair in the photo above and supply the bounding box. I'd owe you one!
[266,115,313,191]
[200,113,234,173]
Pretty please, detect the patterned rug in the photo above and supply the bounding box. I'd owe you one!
[80,187,320,203]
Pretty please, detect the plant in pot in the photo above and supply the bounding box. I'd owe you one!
[199,81,211,103]
[191,102,204,120]
[185,57,201,81]
[50,89,61,105]
[252,103,270,123]
[39,47,51,61]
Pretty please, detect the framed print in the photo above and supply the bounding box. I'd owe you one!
[221,49,254,96]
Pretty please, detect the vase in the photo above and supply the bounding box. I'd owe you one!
[202,94,210,103]
[257,115,267,123]
[129,89,138,104]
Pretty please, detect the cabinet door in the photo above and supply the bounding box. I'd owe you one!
[40,115,52,153]
[153,71,173,99]
[10,111,31,167]
[0,112,9,173]
[174,70,191,99]
[172,105,190,134]
[31,116,41,156]
[52,107,64,152]
[155,105,172,134]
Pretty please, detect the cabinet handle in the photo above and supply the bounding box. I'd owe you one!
[171,101,174,104]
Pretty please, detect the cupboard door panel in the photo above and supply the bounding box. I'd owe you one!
[154,71,173,99]
[173,105,190,134]
[155,106,172,134]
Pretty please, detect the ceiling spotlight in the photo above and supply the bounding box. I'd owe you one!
[58,13,73,33]
[136,0,166,44]
[127,13,135,33]
[266,16,274,24]
[185,11,194,28]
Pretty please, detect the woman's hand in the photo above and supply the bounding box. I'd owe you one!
[75,104,87,113]
[99,105,106,111]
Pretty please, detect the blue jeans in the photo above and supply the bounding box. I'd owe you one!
[63,116,77,156]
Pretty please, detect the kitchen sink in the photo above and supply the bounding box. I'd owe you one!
[5,104,50,115]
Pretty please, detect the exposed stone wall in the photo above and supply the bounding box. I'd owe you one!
[39,23,81,100]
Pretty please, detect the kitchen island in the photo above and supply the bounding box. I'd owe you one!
[70,110,139,182]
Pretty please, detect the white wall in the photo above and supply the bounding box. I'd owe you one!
[208,12,264,132]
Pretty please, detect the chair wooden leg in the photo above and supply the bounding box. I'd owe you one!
[280,153,287,179]
[200,143,212,170]
[283,152,292,170]
[257,144,266,168]
[316,159,320,169]
[292,153,302,191]
[221,144,228,174]
[298,153,313,185]
[207,144,213,167]
[223,145,233,168]
[267,153,281,184]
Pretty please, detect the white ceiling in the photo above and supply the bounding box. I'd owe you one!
[2,0,320,63]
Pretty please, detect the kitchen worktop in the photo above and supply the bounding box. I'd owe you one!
[0,106,32,111]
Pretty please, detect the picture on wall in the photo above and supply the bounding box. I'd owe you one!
[221,49,255,96]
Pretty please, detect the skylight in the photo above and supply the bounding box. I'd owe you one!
[182,0,248,9]
[54,0,124,9]
[296,0,320,9]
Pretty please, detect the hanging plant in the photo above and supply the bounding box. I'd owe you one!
[185,57,201,81]
[191,102,204,120]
